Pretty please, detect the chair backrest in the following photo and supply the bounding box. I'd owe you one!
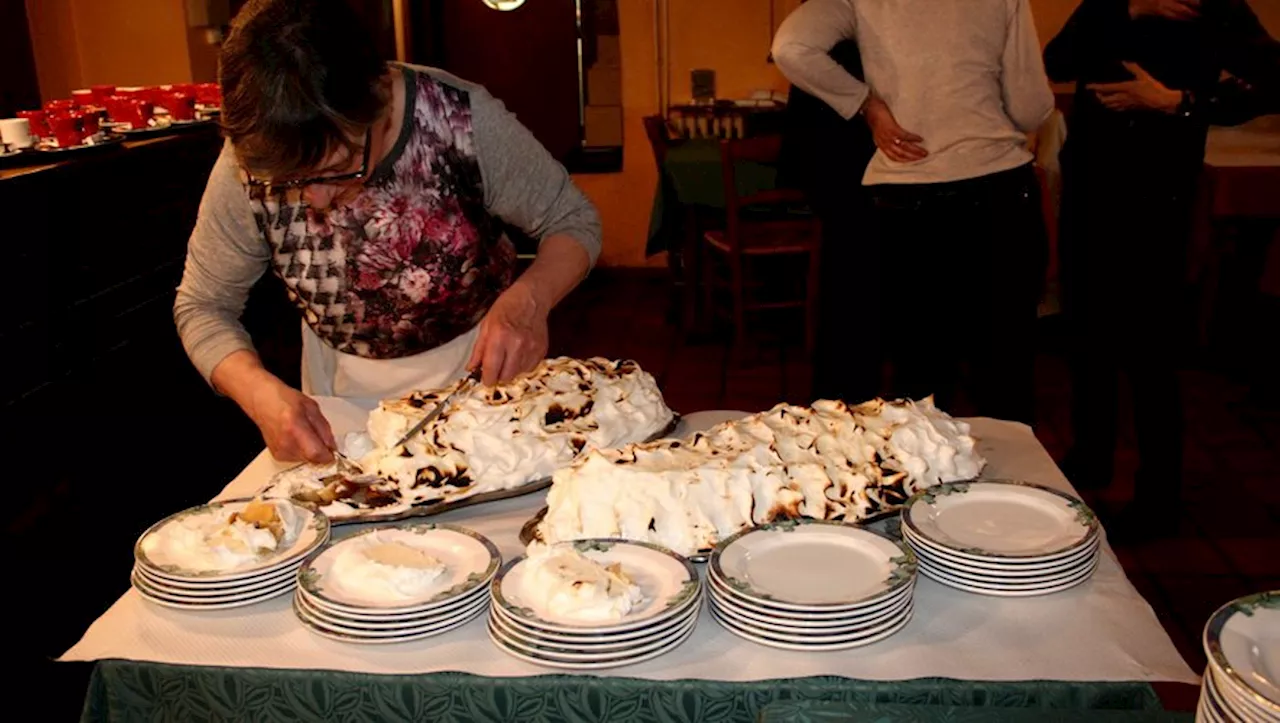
[643,115,674,167]
[717,135,810,252]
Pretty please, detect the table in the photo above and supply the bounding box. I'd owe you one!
[63,406,1198,722]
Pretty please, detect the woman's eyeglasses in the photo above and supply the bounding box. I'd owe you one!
[244,128,373,190]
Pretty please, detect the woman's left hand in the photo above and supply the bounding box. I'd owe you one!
[469,281,549,385]
[1088,62,1183,113]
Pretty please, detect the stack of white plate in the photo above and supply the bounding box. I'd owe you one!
[901,480,1101,597]
[132,497,329,610]
[488,540,701,669]
[1197,591,1280,722]
[292,523,499,644]
[707,519,917,651]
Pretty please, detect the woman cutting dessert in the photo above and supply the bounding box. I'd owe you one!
[174,0,601,465]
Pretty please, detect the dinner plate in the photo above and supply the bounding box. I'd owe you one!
[297,523,500,613]
[709,580,913,633]
[489,586,702,644]
[918,557,1099,597]
[709,603,913,651]
[131,568,295,603]
[915,556,1098,589]
[489,597,700,651]
[296,585,488,630]
[296,581,489,622]
[710,590,913,644]
[710,519,915,612]
[133,564,297,597]
[704,570,913,622]
[488,611,698,662]
[903,524,1101,573]
[1204,668,1263,723]
[135,498,329,582]
[294,590,487,637]
[1208,667,1273,723]
[486,614,696,670]
[493,539,699,634]
[294,596,485,644]
[911,542,1100,582]
[1203,591,1280,717]
[903,480,1098,560]
[133,576,294,610]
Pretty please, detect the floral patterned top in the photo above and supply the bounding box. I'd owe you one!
[175,65,600,381]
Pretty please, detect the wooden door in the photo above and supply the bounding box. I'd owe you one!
[0,0,41,116]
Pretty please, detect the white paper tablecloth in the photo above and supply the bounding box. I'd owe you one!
[61,402,1198,685]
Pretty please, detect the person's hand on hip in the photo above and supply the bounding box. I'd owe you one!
[1130,0,1200,21]
[863,95,928,163]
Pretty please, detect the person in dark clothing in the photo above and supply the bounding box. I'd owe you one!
[1045,0,1280,539]
[779,40,879,404]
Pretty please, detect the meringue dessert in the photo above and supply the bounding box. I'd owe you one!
[326,533,449,604]
[537,397,986,556]
[264,357,674,520]
[520,543,645,622]
[146,499,302,573]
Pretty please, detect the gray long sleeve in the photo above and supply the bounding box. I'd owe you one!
[174,67,602,385]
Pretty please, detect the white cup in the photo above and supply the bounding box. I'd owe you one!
[0,118,34,150]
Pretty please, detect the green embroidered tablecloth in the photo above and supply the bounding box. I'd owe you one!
[83,661,1170,723]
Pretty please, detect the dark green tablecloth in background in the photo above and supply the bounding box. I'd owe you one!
[646,140,779,256]
[82,659,1173,723]
[758,699,1193,723]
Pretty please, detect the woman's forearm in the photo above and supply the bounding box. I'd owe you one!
[511,234,591,314]
[210,349,282,418]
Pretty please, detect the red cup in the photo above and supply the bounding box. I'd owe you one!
[17,110,49,137]
[90,85,116,105]
[71,89,95,107]
[169,83,197,96]
[79,109,102,136]
[118,99,154,130]
[49,112,84,148]
[164,92,196,121]
[195,83,222,107]
[44,98,76,113]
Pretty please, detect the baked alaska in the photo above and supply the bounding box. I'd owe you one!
[537,397,985,556]
[264,358,675,520]
[521,542,645,621]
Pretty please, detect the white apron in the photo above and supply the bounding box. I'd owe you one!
[300,323,480,401]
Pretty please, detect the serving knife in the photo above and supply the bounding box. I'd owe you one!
[390,368,482,450]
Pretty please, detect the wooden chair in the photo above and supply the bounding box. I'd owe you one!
[701,135,822,355]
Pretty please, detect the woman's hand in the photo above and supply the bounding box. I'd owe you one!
[1130,0,1199,21]
[864,94,928,163]
[468,281,549,386]
[212,350,337,464]
[1088,62,1183,113]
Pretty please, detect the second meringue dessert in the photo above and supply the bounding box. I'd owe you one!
[147,498,302,573]
[326,532,450,605]
[520,543,645,622]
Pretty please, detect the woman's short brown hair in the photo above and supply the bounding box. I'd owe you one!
[219,0,388,180]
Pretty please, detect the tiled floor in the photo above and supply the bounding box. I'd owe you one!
[548,270,1280,679]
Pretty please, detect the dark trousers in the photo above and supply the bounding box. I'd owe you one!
[870,164,1047,425]
[1059,144,1196,500]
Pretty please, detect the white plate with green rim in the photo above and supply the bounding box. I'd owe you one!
[1204,590,1280,715]
[486,613,697,670]
[710,603,912,652]
[704,570,913,622]
[297,523,500,613]
[905,528,1101,576]
[1209,667,1272,723]
[297,581,488,622]
[488,609,698,662]
[1198,676,1227,723]
[295,585,487,630]
[903,480,1098,561]
[493,539,699,634]
[901,522,1100,573]
[489,588,701,645]
[919,557,1098,597]
[133,564,298,597]
[294,588,487,637]
[709,582,912,633]
[917,554,1098,590]
[131,568,295,604]
[710,519,916,612]
[294,595,484,644]
[133,577,294,611]
[135,498,329,583]
[710,593,912,645]
[490,600,699,651]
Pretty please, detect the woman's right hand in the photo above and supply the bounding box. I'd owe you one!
[863,95,928,163]
[212,350,337,464]
[247,379,338,463]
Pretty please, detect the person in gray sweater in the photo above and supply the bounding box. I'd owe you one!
[174,0,601,464]
[772,0,1055,424]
